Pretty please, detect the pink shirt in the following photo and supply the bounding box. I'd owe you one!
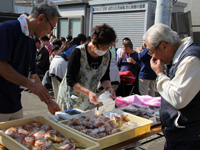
[46,43,53,55]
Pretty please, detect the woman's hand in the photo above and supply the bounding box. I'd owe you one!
[88,91,100,105]
[106,87,116,99]
[127,54,136,64]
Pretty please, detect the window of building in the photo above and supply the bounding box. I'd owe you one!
[58,18,69,38]
[69,18,81,38]
[57,16,83,39]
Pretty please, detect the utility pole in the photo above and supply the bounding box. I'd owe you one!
[154,0,173,27]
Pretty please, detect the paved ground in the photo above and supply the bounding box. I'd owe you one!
[21,91,166,150]
[21,91,49,118]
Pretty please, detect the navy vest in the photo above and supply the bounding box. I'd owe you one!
[160,43,200,146]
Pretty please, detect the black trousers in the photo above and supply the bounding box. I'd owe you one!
[164,140,200,150]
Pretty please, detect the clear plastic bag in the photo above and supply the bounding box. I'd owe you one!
[121,121,139,130]
[98,91,113,104]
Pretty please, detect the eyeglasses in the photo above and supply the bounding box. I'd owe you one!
[155,41,162,49]
[148,41,162,56]
[44,15,54,31]
[148,49,155,56]
[96,45,112,51]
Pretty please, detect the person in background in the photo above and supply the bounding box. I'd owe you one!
[41,35,53,56]
[0,1,61,122]
[52,38,62,48]
[50,45,60,63]
[48,33,52,44]
[60,37,66,48]
[50,39,62,62]
[49,34,87,101]
[136,44,146,53]
[57,24,117,111]
[116,40,140,96]
[35,38,50,80]
[116,37,131,63]
[50,35,56,44]
[42,39,62,90]
[137,44,157,96]
[117,40,140,84]
[106,43,120,92]
[86,36,91,43]
[144,23,200,149]
[62,34,87,58]
[66,35,72,43]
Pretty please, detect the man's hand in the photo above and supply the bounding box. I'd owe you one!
[29,82,51,103]
[150,57,164,75]
[136,47,142,53]
[46,99,61,115]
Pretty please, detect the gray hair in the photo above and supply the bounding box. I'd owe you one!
[30,1,61,19]
[143,23,180,48]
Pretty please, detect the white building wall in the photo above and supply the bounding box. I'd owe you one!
[177,0,200,27]
[15,5,32,14]
[0,0,15,13]
[59,5,85,17]
[177,0,200,43]
[172,2,186,13]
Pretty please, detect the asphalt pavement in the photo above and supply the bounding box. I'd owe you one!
[21,90,49,118]
[21,90,166,150]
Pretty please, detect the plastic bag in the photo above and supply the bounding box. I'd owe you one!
[121,121,139,129]
[98,91,113,104]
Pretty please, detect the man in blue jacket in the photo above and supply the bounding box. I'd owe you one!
[0,2,61,121]
[137,46,157,96]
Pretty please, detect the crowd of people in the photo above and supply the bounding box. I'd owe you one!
[1,1,200,149]
[35,30,157,104]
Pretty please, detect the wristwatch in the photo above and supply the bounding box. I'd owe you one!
[156,72,165,81]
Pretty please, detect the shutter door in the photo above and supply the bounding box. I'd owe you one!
[93,11,145,49]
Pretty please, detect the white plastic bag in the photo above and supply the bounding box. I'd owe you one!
[98,91,113,104]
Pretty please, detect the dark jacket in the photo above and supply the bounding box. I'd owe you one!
[160,43,200,146]
[36,46,49,75]
[0,20,37,113]
[138,48,156,80]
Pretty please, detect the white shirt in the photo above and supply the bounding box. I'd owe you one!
[110,47,120,82]
[116,48,123,61]
[49,55,68,80]
[157,37,200,109]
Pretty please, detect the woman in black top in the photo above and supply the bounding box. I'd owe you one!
[57,24,117,111]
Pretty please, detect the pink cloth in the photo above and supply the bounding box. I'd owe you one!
[115,94,161,107]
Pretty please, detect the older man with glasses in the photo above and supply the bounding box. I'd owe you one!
[144,23,200,149]
[0,1,61,122]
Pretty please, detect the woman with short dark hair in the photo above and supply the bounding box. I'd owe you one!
[57,24,117,111]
